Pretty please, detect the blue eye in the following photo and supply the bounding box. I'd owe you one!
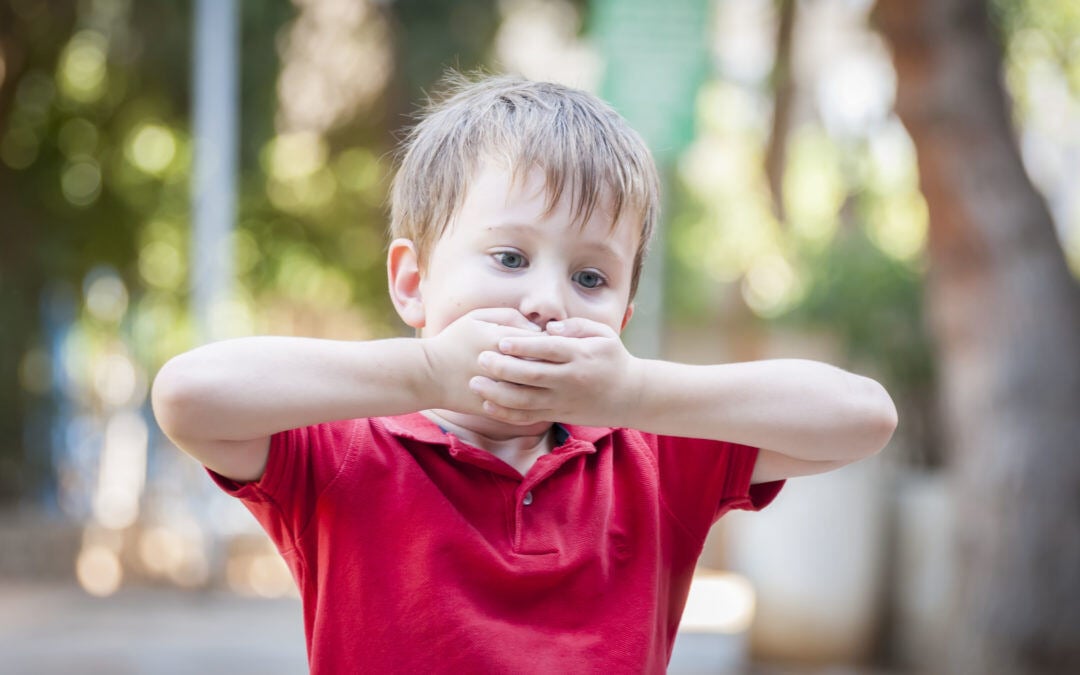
[573,270,606,289]
[494,251,527,269]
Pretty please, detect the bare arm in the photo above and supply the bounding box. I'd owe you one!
[151,309,541,481]
[627,358,897,483]
[151,336,435,481]
[471,319,898,483]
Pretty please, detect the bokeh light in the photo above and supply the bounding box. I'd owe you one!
[138,240,186,290]
[61,159,103,206]
[276,0,392,134]
[76,544,123,597]
[84,268,129,323]
[18,347,52,396]
[57,30,109,104]
[126,122,178,176]
[92,411,148,529]
[680,571,757,634]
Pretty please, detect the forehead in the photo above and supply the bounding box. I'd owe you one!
[451,162,641,251]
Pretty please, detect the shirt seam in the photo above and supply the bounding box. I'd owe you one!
[632,430,699,541]
[247,484,301,558]
[291,419,361,547]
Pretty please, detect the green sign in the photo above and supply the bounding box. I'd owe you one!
[592,0,711,162]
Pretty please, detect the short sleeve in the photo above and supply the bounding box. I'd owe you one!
[650,434,784,537]
[206,419,359,549]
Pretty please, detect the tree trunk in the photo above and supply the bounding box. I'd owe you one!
[764,0,797,224]
[0,2,76,504]
[874,1,1080,673]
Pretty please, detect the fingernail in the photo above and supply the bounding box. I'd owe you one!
[547,321,564,333]
[478,352,492,367]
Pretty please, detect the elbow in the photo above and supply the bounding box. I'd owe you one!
[151,354,208,442]
[855,377,898,459]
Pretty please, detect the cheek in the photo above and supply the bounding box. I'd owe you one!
[423,279,517,330]
[572,291,629,325]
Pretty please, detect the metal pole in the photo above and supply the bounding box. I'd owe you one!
[191,0,238,345]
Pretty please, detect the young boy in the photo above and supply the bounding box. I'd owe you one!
[152,75,896,673]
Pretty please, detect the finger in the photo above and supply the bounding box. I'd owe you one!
[545,317,617,339]
[496,336,574,364]
[469,376,551,411]
[467,308,543,332]
[480,400,553,427]
[479,350,560,385]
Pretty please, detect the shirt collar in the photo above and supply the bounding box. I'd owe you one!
[379,412,614,449]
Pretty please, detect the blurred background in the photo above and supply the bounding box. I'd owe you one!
[1,0,1078,673]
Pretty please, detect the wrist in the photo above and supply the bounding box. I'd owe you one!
[414,336,446,410]
[614,355,649,428]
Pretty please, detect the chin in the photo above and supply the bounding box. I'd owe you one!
[473,413,554,439]
[488,415,552,430]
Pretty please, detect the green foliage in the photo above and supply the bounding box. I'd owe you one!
[0,0,507,503]
[991,0,1080,121]
[780,222,933,397]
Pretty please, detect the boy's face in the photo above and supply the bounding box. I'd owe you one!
[392,162,638,337]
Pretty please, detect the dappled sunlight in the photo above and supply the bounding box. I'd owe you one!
[84,268,129,323]
[76,544,123,597]
[276,0,392,134]
[672,0,930,322]
[126,123,178,177]
[264,131,328,182]
[1002,8,1080,276]
[742,253,803,318]
[92,352,141,408]
[92,412,148,529]
[709,0,775,85]
[783,126,845,246]
[494,0,601,89]
[138,240,185,291]
[0,0,1075,671]
[60,158,102,206]
[227,547,296,599]
[865,191,929,263]
[57,30,109,104]
[17,347,52,396]
[680,571,756,634]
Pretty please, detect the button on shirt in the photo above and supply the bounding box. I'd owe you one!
[209,413,784,674]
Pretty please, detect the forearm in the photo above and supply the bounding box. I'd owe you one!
[152,336,436,444]
[626,358,897,462]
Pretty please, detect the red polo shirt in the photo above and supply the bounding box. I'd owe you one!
[209,413,782,673]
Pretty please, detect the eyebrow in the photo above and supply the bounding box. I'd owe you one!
[482,222,542,236]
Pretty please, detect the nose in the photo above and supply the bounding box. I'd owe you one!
[518,279,568,330]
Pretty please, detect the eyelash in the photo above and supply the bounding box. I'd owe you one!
[491,251,608,289]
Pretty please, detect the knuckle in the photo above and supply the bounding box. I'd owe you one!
[507,387,531,409]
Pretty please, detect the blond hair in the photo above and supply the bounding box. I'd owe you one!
[389,73,661,299]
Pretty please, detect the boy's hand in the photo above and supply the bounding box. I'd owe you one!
[468,317,642,427]
[421,308,544,415]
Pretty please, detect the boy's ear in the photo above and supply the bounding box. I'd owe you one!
[620,303,634,331]
[387,238,425,329]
